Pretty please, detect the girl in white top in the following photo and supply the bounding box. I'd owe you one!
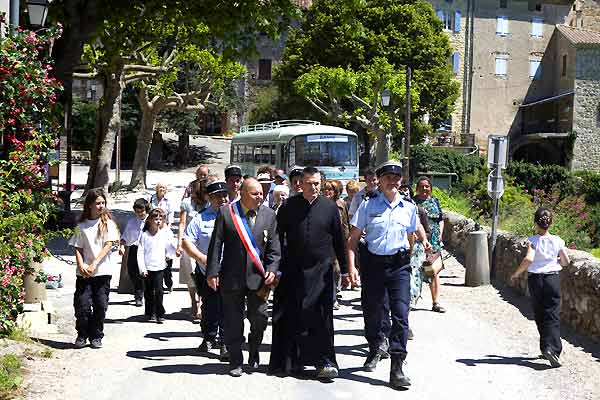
[137,208,177,323]
[149,182,175,292]
[68,189,120,349]
[511,207,570,368]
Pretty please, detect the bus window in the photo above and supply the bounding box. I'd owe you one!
[233,145,239,163]
[253,145,262,164]
[291,135,357,167]
[270,145,276,165]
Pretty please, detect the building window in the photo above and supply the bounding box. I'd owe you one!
[496,16,509,36]
[495,55,508,77]
[562,55,567,77]
[451,52,460,75]
[531,17,544,37]
[436,9,455,31]
[529,58,541,80]
[87,83,97,101]
[258,59,272,80]
[499,0,508,8]
[528,2,542,12]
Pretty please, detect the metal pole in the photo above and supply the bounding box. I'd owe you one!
[9,0,19,36]
[115,95,122,183]
[404,66,411,180]
[490,138,501,279]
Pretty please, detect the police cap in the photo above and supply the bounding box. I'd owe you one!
[288,165,304,179]
[376,161,403,178]
[224,165,242,178]
[206,180,228,195]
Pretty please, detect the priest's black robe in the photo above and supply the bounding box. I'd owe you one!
[269,195,348,372]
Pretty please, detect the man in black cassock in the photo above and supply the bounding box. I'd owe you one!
[269,166,348,379]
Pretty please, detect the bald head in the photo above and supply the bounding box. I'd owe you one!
[240,178,263,211]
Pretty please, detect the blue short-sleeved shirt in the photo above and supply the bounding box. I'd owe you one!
[350,190,418,256]
[184,207,218,255]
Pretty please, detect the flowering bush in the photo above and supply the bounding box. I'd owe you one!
[0,14,63,332]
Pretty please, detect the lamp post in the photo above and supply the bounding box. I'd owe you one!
[380,88,393,165]
[26,0,49,27]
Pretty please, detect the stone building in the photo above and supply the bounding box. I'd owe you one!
[428,0,600,171]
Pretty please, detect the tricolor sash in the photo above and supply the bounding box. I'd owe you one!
[228,201,266,277]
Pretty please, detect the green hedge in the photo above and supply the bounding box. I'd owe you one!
[411,144,485,180]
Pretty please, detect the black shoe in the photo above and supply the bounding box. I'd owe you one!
[248,352,259,371]
[390,360,411,389]
[219,345,230,362]
[317,362,338,379]
[543,348,562,368]
[156,317,165,324]
[198,339,216,353]
[229,365,243,377]
[90,338,103,349]
[408,327,414,340]
[74,336,87,349]
[363,351,382,372]
[146,314,157,322]
[135,298,143,307]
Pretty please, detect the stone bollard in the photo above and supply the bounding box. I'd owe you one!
[465,231,490,287]
[24,262,47,303]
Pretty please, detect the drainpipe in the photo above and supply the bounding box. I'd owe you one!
[9,0,19,35]
[465,0,475,137]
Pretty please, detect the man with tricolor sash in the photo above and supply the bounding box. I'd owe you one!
[206,178,281,377]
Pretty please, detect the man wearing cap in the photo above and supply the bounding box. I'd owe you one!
[206,178,281,377]
[274,172,288,186]
[288,166,304,196]
[257,173,275,208]
[348,169,378,220]
[182,180,229,359]
[347,161,429,389]
[224,165,242,203]
[269,166,347,379]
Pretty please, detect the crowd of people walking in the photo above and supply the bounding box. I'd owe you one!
[67,161,568,390]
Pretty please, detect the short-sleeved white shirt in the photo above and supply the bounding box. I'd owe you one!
[121,216,145,246]
[69,218,120,277]
[527,233,565,274]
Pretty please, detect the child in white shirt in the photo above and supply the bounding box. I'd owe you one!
[149,182,175,292]
[511,208,570,368]
[69,189,120,349]
[137,208,177,323]
[119,198,150,307]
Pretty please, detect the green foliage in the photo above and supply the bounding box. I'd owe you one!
[432,187,476,219]
[278,0,459,138]
[0,21,62,333]
[0,354,22,399]
[505,161,573,194]
[411,144,485,178]
[72,99,97,151]
[590,248,600,259]
[159,109,200,137]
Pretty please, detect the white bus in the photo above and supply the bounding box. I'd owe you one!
[230,120,359,184]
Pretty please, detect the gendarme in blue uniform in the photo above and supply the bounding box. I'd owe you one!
[184,207,218,262]
[351,191,418,256]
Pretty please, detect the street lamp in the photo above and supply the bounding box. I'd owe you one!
[26,0,50,28]
[380,88,391,108]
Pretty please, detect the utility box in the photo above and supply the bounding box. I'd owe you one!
[465,231,491,287]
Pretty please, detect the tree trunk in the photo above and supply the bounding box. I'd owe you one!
[375,130,390,166]
[85,61,125,192]
[129,100,158,190]
[176,133,190,168]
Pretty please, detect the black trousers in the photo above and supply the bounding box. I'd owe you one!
[195,265,223,343]
[528,272,562,355]
[221,288,268,368]
[359,243,391,346]
[163,259,173,290]
[144,270,165,318]
[361,253,411,361]
[73,275,111,340]
[126,245,144,301]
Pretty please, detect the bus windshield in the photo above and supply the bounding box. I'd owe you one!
[290,134,357,167]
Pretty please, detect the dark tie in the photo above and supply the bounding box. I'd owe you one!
[246,210,256,229]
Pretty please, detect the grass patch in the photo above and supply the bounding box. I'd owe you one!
[433,187,477,219]
[39,348,53,359]
[0,354,23,399]
[590,248,600,259]
[5,327,33,344]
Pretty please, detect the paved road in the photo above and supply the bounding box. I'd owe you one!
[26,138,600,400]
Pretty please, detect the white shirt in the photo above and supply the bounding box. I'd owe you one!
[527,233,565,274]
[137,227,177,274]
[348,187,374,218]
[69,218,120,277]
[150,194,174,225]
[121,216,145,246]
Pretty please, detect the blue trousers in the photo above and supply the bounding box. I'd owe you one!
[361,254,411,361]
[194,263,223,343]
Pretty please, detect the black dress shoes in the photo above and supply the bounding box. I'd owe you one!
[390,360,411,389]
[316,362,338,379]
[219,345,230,362]
[229,365,243,377]
[198,339,216,353]
[248,352,260,371]
[363,351,382,372]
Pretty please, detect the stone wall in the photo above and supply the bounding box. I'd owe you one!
[443,211,600,342]
[572,47,600,171]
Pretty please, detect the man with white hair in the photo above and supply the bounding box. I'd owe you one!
[271,185,289,213]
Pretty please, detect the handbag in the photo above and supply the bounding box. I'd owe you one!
[423,252,443,278]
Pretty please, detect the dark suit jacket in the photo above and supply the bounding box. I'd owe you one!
[206,203,281,291]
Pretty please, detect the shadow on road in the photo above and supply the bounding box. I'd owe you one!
[456,354,552,371]
[144,331,202,341]
[127,347,214,361]
[33,337,75,350]
[143,363,228,375]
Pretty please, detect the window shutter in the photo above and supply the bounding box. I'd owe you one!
[453,52,460,74]
[454,11,462,32]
